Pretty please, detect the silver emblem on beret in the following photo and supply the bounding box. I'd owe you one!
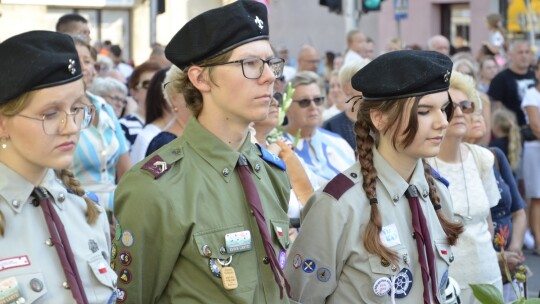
[254,16,264,30]
[68,59,77,75]
[443,70,450,83]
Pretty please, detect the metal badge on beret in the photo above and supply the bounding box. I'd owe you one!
[0,30,82,104]
[165,0,269,70]
[351,50,453,101]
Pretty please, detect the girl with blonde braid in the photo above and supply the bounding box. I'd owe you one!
[285,50,463,304]
[0,31,116,303]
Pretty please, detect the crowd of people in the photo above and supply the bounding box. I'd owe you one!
[1,1,540,303]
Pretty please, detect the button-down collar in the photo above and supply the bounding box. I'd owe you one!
[372,147,430,204]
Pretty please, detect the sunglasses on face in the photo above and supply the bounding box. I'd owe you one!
[292,96,325,108]
[453,100,475,114]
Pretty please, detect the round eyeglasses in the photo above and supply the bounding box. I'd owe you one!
[17,105,95,135]
[201,57,285,79]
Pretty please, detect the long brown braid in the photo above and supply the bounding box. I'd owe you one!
[55,169,99,224]
[422,161,463,245]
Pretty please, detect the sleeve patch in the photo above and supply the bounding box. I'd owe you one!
[141,155,171,179]
[323,173,354,200]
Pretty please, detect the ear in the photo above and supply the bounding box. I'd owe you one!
[0,114,10,138]
[187,66,211,93]
[369,108,386,132]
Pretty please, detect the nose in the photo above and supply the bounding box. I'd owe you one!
[59,112,79,135]
[435,109,449,130]
[259,62,277,84]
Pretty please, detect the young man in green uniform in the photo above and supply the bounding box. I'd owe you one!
[112,1,292,303]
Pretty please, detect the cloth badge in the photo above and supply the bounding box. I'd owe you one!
[373,277,392,296]
[439,269,449,298]
[121,230,134,247]
[278,250,286,269]
[111,243,118,259]
[119,250,132,266]
[115,224,122,241]
[317,267,331,283]
[293,254,302,269]
[119,269,132,284]
[115,287,126,302]
[110,261,116,271]
[302,259,316,273]
[0,277,22,303]
[392,268,413,298]
[380,224,401,247]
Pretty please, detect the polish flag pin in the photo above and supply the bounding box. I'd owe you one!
[440,249,448,255]
[98,262,107,274]
[277,227,284,237]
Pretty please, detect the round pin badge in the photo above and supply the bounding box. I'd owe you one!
[302,259,316,273]
[373,277,392,296]
[208,258,222,278]
[317,267,331,283]
[278,250,287,269]
[119,268,132,284]
[293,254,302,269]
[30,278,44,292]
[116,287,126,302]
[119,250,132,266]
[121,230,134,247]
[392,268,413,298]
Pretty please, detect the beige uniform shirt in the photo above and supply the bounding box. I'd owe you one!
[0,164,116,304]
[285,148,455,304]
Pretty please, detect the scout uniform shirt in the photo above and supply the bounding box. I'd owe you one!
[113,117,291,303]
[285,147,455,304]
[0,164,117,304]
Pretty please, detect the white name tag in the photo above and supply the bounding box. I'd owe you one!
[380,224,401,247]
[0,256,30,272]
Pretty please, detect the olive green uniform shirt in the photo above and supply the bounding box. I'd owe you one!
[285,147,456,304]
[113,117,291,303]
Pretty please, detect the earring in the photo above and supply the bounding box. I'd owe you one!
[173,106,178,112]
[1,137,7,149]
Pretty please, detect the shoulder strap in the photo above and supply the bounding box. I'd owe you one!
[463,143,482,178]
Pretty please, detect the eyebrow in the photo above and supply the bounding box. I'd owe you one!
[418,100,451,109]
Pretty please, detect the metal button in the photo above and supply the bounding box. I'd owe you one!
[254,163,261,172]
[45,238,53,247]
[15,298,26,304]
[30,278,43,292]
[12,200,20,208]
[390,264,398,272]
[202,245,212,257]
[380,258,390,267]
[172,148,181,155]
[219,247,227,255]
[57,193,65,203]
[62,281,70,289]
[250,210,254,215]
[350,173,358,178]
[392,195,399,202]
[449,254,454,263]
[222,168,230,176]
[285,241,290,249]
[263,256,270,264]
[422,189,429,198]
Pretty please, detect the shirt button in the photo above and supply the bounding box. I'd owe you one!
[222,168,230,176]
[254,163,261,172]
[45,238,54,247]
[57,193,65,203]
[219,247,227,255]
[202,245,212,257]
[12,200,20,208]
[391,264,398,272]
[392,195,399,202]
[15,297,26,304]
[62,281,70,289]
[285,241,290,249]
[172,148,181,155]
[263,256,270,264]
[350,172,358,178]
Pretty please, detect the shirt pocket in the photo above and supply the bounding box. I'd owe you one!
[0,272,48,303]
[87,251,117,289]
[193,224,258,293]
[270,219,291,251]
[367,247,408,276]
[434,239,453,302]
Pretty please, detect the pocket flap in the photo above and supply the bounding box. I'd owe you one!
[434,240,453,264]
[368,247,408,276]
[270,219,290,249]
[193,224,245,259]
[87,251,116,288]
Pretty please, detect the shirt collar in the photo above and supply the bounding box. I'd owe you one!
[183,117,261,182]
[373,147,430,203]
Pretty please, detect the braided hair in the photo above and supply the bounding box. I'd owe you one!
[55,169,99,224]
[356,96,463,265]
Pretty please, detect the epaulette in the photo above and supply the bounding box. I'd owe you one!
[431,167,450,188]
[142,155,173,179]
[323,173,355,200]
[256,143,286,171]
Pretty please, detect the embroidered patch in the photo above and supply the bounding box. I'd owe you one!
[293,254,302,269]
[121,230,134,247]
[0,277,22,302]
[373,277,392,296]
[119,268,132,284]
[392,268,413,298]
[111,243,117,259]
[0,256,30,272]
[317,267,331,282]
[119,250,132,266]
[302,259,316,273]
[115,287,126,302]
[115,224,122,241]
[110,261,116,271]
[278,250,286,269]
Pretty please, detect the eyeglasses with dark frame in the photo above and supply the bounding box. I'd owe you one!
[292,96,325,108]
[17,105,95,135]
[105,95,128,106]
[200,57,285,79]
[453,100,475,114]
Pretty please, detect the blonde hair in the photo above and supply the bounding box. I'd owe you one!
[338,59,370,87]
[163,65,183,104]
[450,71,479,112]
[492,108,522,171]
[0,94,99,236]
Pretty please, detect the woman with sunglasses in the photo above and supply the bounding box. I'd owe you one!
[0,31,117,303]
[285,50,463,304]
[283,71,355,184]
[113,1,292,303]
[427,71,503,302]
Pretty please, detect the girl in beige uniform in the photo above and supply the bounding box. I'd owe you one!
[285,50,464,304]
[0,31,116,303]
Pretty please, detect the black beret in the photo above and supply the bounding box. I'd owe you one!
[352,50,452,100]
[0,30,82,104]
[165,0,269,70]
